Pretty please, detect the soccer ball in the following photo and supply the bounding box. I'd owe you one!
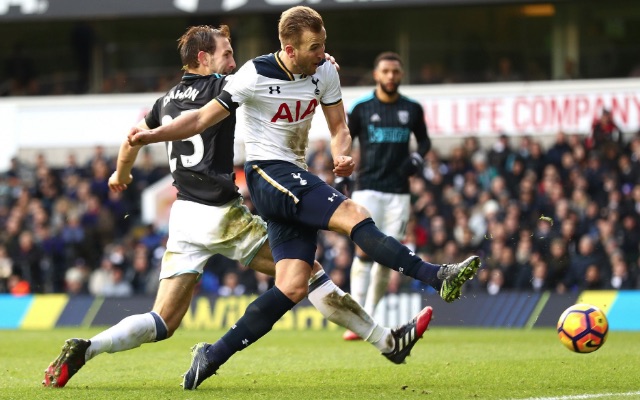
[557,303,608,353]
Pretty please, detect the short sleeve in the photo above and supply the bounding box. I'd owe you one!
[223,60,257,105]
[320,62,342,106]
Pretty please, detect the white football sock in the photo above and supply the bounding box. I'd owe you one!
[364,262,391,316]
[85,312,165,361]
[308,271,393,353]
[350,257,373,307]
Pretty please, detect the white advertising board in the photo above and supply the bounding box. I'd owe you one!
[2,78,639,171]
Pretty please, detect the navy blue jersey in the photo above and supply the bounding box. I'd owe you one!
[145,73,239,206]
[348,91,430,193]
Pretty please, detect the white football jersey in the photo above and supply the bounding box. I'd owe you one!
[225,52,342,170]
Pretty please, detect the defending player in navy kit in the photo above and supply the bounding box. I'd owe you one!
[344,51,431,341]
[43,24,432,389]
[128,6,479,390]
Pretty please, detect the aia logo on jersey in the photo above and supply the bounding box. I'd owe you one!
[271,100,318,123]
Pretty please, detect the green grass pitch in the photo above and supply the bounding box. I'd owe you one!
[1,327,639,400]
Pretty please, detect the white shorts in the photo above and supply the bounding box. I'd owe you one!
[351,190,410,240]
[159,198,268,280]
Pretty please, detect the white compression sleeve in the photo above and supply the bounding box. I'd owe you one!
[308,271,392,353]
[85,312,165,361]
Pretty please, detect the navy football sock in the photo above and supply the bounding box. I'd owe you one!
[350,218,441,288]
[205,286,296,366]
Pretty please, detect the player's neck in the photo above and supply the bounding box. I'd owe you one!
[375,88,399,103]
[188,66,213,76]
[277,50,301,75]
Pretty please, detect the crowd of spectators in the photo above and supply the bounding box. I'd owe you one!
[309,113,640,297]
[2,114,640,298]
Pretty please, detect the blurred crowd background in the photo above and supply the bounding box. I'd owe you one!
[2,2,640,96]
[2,110,639,297]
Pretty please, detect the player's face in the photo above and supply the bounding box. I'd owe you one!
[291,28,326,76]
[209,37,236,75]
[374,59,403,96]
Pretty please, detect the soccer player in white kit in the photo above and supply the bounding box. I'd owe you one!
[129,6,480,390]
[42,24,430,389]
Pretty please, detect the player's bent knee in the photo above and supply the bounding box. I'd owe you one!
[278,285,308,303]
[330,200,371,233]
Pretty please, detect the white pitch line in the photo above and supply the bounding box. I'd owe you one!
[517,391,640,400]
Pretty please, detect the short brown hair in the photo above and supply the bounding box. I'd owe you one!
[177,25,231,70]
[374,52,402,69]
[278,6,324,48]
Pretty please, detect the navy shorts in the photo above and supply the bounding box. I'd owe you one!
[244,160,347,264]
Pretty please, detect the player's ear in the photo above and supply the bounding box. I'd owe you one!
[197,50,208,67]
[283,44,295,58]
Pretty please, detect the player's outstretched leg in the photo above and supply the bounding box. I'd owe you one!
[382,306,433,364]
[349,218,480,302]
[43,338,91,388]
[182,342,221,390]
[438,255,481,303]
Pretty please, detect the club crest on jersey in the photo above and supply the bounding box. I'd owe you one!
[291,173,308,185]
[311,77,320,95]
[398,110,410,125]
[271,99,318,123]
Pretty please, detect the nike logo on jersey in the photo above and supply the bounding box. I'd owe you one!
[271,100,318,123]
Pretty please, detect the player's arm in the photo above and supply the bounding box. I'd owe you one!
[128,97,231,146]
[413,104,431,157]
[109,118,149,193]
[401,104,431,177]
[322,102,354,177]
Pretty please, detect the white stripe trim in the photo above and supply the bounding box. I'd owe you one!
[252,165,300,204]
[516,391,640,400]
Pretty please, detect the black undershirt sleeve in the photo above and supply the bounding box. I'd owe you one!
[216,90,240,112]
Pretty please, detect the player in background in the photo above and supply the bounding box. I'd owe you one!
[342,52,431,341]
[128,6,479,390]
[42,24,433,389]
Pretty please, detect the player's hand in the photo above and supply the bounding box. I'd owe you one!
[333,155,355,177]
[128,126,152,146]
[324,53,340,71]
[334,176,353,197]
[400,152,424,177]
[108,171,132,193]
